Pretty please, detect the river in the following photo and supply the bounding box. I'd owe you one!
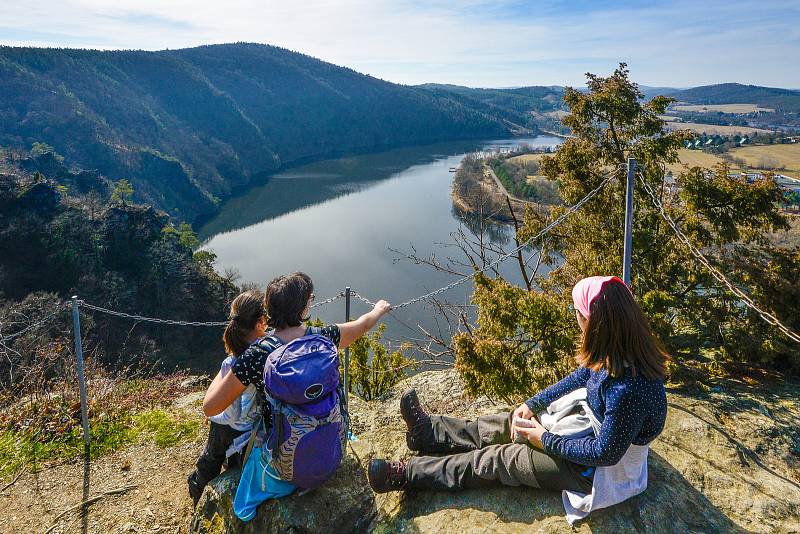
[199,136,563,351]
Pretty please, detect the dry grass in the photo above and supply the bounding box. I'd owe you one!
[0,399,205,534]
[662,119,772,136]
[666,149,730,175]
[727,143,800,175]
[508,153,546,164]
[671,104,774,114]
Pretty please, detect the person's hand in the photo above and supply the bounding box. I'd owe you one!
[515,418,547,449]
[372,299,391,317]
[511,403,534,440]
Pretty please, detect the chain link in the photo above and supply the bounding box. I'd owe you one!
[638,172,800,344]
[78,301,229,326]
[0,169,613,333]
[310,292,345,309]
[350,291,376,307]
[77,291,346,327]
[0,302,69,343]
[386,171,616,310]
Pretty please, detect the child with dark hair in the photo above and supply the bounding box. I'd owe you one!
[187,290,266,506]
[202,272,391,520]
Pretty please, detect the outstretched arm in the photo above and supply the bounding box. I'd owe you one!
[337,299,391,349]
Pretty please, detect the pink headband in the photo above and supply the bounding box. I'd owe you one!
[571,276,629,319]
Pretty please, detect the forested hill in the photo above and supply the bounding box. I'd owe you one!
[665,83,800,112]
[417,84,565,130]
[0,43,513,220]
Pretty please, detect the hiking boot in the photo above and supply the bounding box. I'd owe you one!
[368,459,408,493]
[400,389,432,450]
[187,472,203,507]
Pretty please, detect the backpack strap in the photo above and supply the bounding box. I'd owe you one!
[336,381,350,445]
[255,335,282,353]
[241,414,262,467]
[241,334,282,465]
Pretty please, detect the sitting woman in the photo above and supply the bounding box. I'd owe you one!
[187,289,266,505]
[203,272,391,520]
[368,276,668,524]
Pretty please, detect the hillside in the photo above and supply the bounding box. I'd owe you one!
[417,84,564,131]
[0,43,513,220]
[666,83,800,113]
[0,149,238,375]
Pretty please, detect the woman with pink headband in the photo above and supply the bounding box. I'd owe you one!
[368,276,668,524]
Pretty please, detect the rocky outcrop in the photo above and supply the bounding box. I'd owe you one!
[191,453,377,533]
[192,369,800,533]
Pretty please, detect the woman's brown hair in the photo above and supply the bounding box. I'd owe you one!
[577,281,669,380]
[264,272,313,330]
[223,290,264,356]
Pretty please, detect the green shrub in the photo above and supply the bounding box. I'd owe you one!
[347,324,415,401]
[453,274,576,403]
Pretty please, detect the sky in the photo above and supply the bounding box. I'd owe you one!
[1,0,799,89]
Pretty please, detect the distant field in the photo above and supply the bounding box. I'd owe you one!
[661,119,772,136]
[769,214,800,248]
[510,150,723,177]
[671,103,774,113]
[728,143,800,175]
[512,144,800,178]
[666,149,728,174]
[509,153,547,163]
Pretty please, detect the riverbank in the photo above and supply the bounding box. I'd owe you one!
[451,155,545,224]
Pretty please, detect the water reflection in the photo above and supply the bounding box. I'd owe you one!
[452,208,513,246]
[199,140,486,240]
[200,136,562,346]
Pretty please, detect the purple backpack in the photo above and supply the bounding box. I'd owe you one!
[260,329,346,489]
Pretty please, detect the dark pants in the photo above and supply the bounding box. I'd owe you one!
[188,422,246,502]
[407,412,592,493]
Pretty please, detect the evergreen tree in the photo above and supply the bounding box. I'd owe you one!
[454,64,797,401]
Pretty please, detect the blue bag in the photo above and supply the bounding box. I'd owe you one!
[233,442,296,522]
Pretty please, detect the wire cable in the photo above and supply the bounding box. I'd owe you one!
[638,172,800,343]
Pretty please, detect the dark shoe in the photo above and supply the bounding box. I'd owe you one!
[187,472,203,507]
[368,459,408,493]
[225,452,243,470]
[400,389,429,431]
[401,389,432,451]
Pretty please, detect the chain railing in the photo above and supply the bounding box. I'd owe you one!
[638,172,800,344]
[4,156,799,526]
[75,291,346,328]
[350,171,616,310]
[77,301,229,327]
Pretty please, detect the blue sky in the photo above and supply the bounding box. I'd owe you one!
[1,0,798,88]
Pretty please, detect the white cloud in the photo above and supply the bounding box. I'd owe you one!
[0,0,798,87]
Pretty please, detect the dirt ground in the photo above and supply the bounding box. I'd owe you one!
[0,395,207,534]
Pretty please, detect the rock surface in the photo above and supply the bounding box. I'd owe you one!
[192,370,800,533]
[191,451,377,533]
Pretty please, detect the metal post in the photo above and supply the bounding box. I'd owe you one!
[343,287,351,412]
[622,158,636,287]
[71,296,91,451]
